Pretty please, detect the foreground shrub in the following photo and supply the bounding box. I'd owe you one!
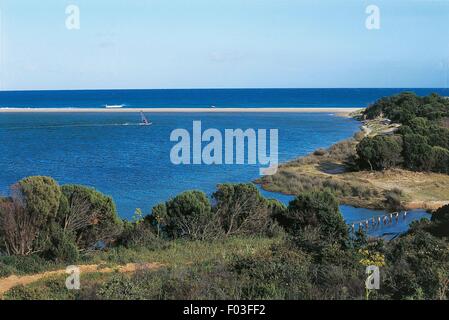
[117,220,166,250]
[212,183,277,237]
[276,190,348,245]
[0,176,61,256]
[429,204,449,238]
[57,185,123,250]
[164,191,217,240]
[381,230,449,299]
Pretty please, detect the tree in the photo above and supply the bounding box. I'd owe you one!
[164,190,216,239]
[429,204,449,237]
[16,176,61,224]
[0,176,61,255]
[212,183,275,237]
[383,230,449,299]
[277,190,348,244]
[57,185,123,250]
[356,135,403,171]
[402,134,433,171]
[430,147,449,174]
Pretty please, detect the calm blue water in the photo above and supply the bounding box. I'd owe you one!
[0,112,360,218]
[1,88,449,109]
[0,88,434,236]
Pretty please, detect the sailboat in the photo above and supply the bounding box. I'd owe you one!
[139,111,152,126]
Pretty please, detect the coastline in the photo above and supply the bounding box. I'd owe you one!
[256,116,449,211]
[0,107,363,116]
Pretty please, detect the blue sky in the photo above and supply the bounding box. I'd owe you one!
[0,0,448,90]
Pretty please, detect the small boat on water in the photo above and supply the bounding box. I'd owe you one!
[105,104,124,109]
[140,111,152,126]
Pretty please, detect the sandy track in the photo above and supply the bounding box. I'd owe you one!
[0,262,164,298]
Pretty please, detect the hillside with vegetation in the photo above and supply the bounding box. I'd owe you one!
[1,175,449,300]
[258,92,449,211]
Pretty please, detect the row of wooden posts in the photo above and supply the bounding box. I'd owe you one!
[350,211,408,233]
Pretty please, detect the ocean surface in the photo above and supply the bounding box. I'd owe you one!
[1,88,449,109]
[0,112,360,216]
[0,88,435,236]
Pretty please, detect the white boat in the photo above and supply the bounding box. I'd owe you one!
[105,104,124,109]
[140,111,152,126]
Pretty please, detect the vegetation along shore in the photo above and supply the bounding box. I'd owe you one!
[1,92,449,300]
[257,92,449,211]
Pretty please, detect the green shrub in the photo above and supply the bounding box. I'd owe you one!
[429,204,449,238]
[430,146,449,174]
[164,190,215,240]
[42,224,79,263]
[277,190,348,245]
[57,185,123,249]
[117,220,166,249]
[0,176,61,256]
[356,135,403,171]
[213,183,282,237]
[382,230,449,299]
[16,176,61,222]
[0,255,55,277]
[402,134,433,171]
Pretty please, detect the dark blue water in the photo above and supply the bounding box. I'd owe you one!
[0,88,434,236]
[1,88,449,109]
[0,112,360,219]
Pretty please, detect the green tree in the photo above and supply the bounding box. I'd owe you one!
[16,176,61,223]
[212,183,275,236]
[430,146,449,174]
[382,230,449,299]
[277,190,348,244]
[164,190,215,239]
[402,134,433,171]
[57,185,123,250]
[0,176,61,255]
[356,135,403,170]
[429,204,449,237]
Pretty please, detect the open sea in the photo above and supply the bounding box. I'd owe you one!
[1,89,444,236]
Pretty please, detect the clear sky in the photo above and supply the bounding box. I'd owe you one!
[0,0,448,90]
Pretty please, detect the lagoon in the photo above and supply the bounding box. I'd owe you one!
[0,112,358,218]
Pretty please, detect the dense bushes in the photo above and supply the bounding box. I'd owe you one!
[359,92,449,174]
[356,135,403,170]
[364,92,449,122]
[83,243,364,300]
[381,229,449,300]
[428,204,449,237]
[2,174,449,300]
[0,177,123,263]
[132,183,284,242]
[212,183,280,237]
[163,191,214,240]
[0,177,62,256]
[57,185,123,250]
[275,190,348,245]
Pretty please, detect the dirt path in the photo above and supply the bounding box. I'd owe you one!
[0,262,164,298]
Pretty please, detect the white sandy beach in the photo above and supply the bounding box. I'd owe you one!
[0,107,363,116]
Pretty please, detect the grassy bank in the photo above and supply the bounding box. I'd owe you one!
[256,114,449,210]
[0,236,280,299]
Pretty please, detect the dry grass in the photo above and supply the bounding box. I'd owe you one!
[257,119,449,210]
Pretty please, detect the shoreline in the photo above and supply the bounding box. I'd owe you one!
[0,107,363,116]
[256,116,449,212]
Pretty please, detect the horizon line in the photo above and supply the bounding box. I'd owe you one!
[1,87,449,93]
